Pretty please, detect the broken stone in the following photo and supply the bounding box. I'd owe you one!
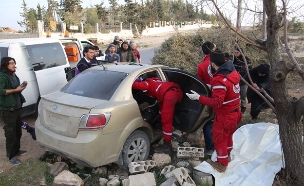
[172,167,195,186]
[176,161,190,167]
[183,142,191,147]
[122,179,130,186]
[129,172,156,186]
[189,159,202,167]
[99,178,109,186]
[50,162,69,177]
[171,141,179,151]
[92,166,107,175]
[160,176,178,186]
[187,131,204,147]
[107,177,120,186]
[108,175,119,180]
[53,170,84,186]
[152,153,171,167]
[193,170,213,186]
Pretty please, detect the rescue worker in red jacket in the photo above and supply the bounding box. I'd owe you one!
[197,41,216,85]
[187,50,242,173]
[132,77,183,154]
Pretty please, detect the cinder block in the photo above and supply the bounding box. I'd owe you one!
[160,176,179,186]
[172,167,195,186]
[177,147,204,158]
[128,160,157,174]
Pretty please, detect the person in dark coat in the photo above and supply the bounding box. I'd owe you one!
[242,63,272,121]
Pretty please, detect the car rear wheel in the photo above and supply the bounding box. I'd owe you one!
[122,130,150,166]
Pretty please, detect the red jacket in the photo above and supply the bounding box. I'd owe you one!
[197,55,213,84]
[132,78,180,102]
[199,61,240,114]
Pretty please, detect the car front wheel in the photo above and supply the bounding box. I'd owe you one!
[122,130,150,166]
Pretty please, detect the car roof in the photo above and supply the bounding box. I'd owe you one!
[89,64,166,74]
[0,38,62,45]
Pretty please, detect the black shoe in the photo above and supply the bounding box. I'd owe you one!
[9,157,21,165]
[27,127,36,140]
[154,140,172,155]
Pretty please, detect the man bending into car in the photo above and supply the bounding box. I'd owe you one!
[132,75,183,154]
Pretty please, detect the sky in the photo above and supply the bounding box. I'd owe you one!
[0,0,126,30]
[0,0,303,31]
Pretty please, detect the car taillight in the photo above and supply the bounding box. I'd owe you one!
[79,113,111,130]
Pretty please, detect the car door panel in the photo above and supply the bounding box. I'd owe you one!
[162,68,213,133]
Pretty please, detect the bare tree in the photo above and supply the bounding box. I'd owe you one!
[208,0,304,184]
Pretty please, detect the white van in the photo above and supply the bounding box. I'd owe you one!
[0,38,70,116]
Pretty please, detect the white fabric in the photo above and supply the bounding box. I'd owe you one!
[195,123,284,186]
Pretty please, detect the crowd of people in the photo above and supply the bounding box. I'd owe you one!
[0,37,272,172]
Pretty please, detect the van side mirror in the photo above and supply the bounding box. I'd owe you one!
[99,50,104,56]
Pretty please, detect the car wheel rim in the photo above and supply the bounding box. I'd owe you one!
[127,137,148,162]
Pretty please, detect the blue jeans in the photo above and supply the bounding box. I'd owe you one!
[203,120,213,150]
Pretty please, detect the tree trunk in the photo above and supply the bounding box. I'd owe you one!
[264,0,304,184]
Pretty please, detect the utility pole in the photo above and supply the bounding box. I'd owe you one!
[236,0,242,31]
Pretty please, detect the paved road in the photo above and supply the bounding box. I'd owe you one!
[139,47,159,65]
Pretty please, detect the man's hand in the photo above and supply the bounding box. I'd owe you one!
[186,90,200,100]
[252,83,260,91]
[15,85,26,92]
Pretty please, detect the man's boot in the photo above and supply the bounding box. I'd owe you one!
[27,126,36,140]
[154,140,172,155]
[207,160,227,173]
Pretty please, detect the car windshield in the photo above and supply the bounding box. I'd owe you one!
[61,70,128,100]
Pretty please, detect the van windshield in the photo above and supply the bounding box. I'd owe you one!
[61,70,128,100]
[26,43,67,71]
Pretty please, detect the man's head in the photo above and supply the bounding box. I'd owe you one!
[83,46,95,61]
[0,57,16,73]
[108,44,116,53]
[93,45,99,57]
[122,41,129,51]
[210,50,225,73]
[202,41,216,55]
[113,36,120,44]
[234,48,243,57]
[256,63,270,76]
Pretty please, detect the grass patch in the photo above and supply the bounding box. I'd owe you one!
[0,159,48,186]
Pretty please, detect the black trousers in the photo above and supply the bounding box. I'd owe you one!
[1,110,22,159]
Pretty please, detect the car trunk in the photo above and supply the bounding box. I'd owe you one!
[39,91,106,138]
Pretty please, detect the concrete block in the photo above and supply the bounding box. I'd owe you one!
[176,161,190,167]
[183,142,191,147]
[193,170,213,186]
[107,177,120,186]
[161,165,175,175]
[177,147,204,158]
[129,172,156,186]
[53,170,84,186]
[172,167,195,186]
[128,160,157,174]
[92,166,107,175]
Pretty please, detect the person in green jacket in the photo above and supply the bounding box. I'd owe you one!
[117,41,135,62]
[0,57,27,165]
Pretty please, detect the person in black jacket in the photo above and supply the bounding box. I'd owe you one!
[75,46,95,76]
[241,64,272,121]
[233,48,252,114]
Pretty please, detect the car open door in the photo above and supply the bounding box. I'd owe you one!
[26,42,70,96]
[162,68,213,133]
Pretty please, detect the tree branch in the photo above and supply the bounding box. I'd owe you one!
[210,0,266,51]
[241,76,276,113]
[282,1,304,81]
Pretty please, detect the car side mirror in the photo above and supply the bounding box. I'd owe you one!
[99,50,104,56]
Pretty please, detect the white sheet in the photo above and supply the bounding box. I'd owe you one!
[194,123,284,186]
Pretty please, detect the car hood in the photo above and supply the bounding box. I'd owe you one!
[39,91,107,138]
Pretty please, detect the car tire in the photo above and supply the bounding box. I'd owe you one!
[122,130,150,167]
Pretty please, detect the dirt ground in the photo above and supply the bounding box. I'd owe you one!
[0,32,179,174]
